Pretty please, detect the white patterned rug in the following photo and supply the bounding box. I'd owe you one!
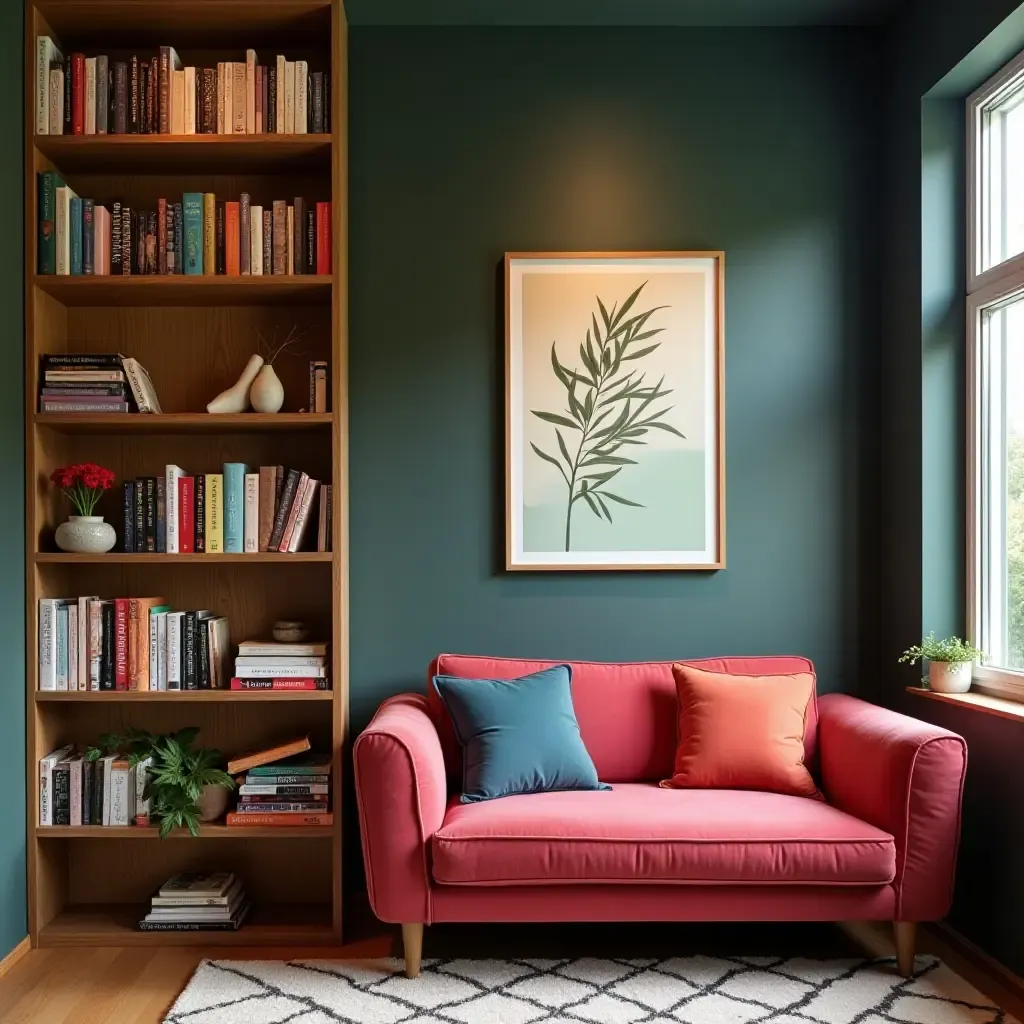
[164,954,1019,1023]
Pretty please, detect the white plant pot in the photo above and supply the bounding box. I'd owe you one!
[197,784,230,823]
[928,661,973,694]
[207,353,264,414]
[55,515,116,554]
[249,363,285,413]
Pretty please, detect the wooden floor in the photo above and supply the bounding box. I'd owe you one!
[0,919,1018,1023]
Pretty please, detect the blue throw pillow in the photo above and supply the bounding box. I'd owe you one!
[432,664,610,803]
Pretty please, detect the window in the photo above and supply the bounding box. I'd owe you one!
[968,50,1024,698]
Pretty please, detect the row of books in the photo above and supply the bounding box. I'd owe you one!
[232,640,330,692]
[39,353,161,414]
[36,39,328,136]
[39,175,331,277]
[39,745,151,825]
[38,597,231,691]
[124,463,331,554]
[141,873,250,932]
[226,738,332,828]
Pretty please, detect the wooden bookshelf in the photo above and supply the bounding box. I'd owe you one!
[24,0,348,947]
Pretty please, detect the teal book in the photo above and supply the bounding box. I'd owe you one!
[38,171,63,274]
[182,192,204,275]
[223,463,248,553]
[70,197,83,275]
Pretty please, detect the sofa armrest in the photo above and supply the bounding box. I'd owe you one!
[354,694,447,924]
[818,693,967,921]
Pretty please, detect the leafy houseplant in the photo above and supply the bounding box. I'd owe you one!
[87,727,235,837]
[530,282,683,551]
[50,462,117,553]
[899,634,984,695]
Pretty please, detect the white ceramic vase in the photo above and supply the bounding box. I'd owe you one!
[207,353,264,414]
[929,661,973,694]
[249,363,285,413]
[197,784,230,823]
[55,515,116,554]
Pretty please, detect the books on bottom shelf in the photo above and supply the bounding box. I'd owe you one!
[38,595,229,691]
[231,639,331,691]
[39,746,152,827]
[225,739,332,827]
[140,873,251,932]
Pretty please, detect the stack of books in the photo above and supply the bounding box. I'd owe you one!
[37,596,230,692]
[124,464,331,554]
[39,353,160,414]
[226,738,332,827]
[36,39,329,136]
[38,174,331,277]
[140,873,250,932]
[39,745,151,826]
[231,639,330,691]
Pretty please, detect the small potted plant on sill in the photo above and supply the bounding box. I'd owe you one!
[50,462,116,553]
[899,633,984,694]
[87,727,235,837]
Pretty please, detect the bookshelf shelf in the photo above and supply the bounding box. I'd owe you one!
[35,412,334,434]
[34,551,333,564]
[36,825,333,838]
[38,903,336,947]
[35,133,332,173]
[33,274,333,307]
[26,0,348,948]
[36,689,334,702]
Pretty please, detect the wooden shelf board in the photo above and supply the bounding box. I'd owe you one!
[38,903,336,947]
[35,134,331,172]
[36,825,333,839]
[33,275,333,307]
[34,412,333,434]
[906,685,1024,722]
[35,551,332,564]
[36,689,334,702]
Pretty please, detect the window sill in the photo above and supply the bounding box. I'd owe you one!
[906,685,1024,722]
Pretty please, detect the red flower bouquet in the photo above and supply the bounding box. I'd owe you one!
[50,462,116,516]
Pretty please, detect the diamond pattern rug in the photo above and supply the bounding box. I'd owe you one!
[164,954,1019,1023]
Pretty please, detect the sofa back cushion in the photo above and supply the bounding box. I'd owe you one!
[428,654,818,784]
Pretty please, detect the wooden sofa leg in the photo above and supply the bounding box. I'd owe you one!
[894,921,917,978]
[402,923,424,978]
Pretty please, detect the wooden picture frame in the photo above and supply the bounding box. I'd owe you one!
[505,251,725,571]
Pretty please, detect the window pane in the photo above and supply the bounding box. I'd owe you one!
[981,86,1024,272]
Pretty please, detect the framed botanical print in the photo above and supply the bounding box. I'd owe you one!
[505,252,724,571]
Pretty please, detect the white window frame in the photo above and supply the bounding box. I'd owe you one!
[967,49,1024,700]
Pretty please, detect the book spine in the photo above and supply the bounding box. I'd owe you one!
[268,469,300,550]
[147,210,157,273]
[52,763,70,825]
[100,602,114,690]
[284,61,295,133]
[275,55,285,131]
[295,60,308,134]
[146,57,156,133]
[183,612,197,689]
[84,57,96,134]
[235,802,326,813]
[48,68,62,135]
[225,812,332,827]
[202,67,215,133]
[70,197,82,274]
[165,466,180,553]
[121,481,134,552]
[232,61,246,133]
[250,205,263,275]
[159,47,170,133]
[293,197,305,276]
[194,472,206,553]
[120,203,131,275]
[129,55,139,133]
[157,197,167,274]
[223,463,246,553]
[260,65,267,133]
[71,53,84,134]
[139,61,148,133]
[268,65,277,133]
[245,50,256,134]
[197,618,210,689]
[262,208,272,276]
[38,171,59,274]
[39,401,129,413]
[271,200,287,275]
[311,73,323,134]
[144,477,157,550]
[203,192,216,275]
[156,612,168,690]
[88,599,103,690]
[36,37,55,135]
[149,614,160,693]
[239,194,250,275]
[38,600,57,691]
[113,62,127,133]
[167,614,182,690]
[82,760,93,824]
[288,479,318,552]
[230,678,329,690]
[215,201,225,274]
[258,466,276,551]
[96,55,108,134]
[244,473,259,552]
[111,200,121,272]
[184,65,196,134]
[279,474,308,551]
[134,475,145,547]
[128,598,141,689]
[114,598,129,690]
[81,199,94,273]
[225,202,240,276]
[183,193,203,274]
[173,202,183,274]
[206,474,223,552]
[178,476,195,552]
[310,206,321,273]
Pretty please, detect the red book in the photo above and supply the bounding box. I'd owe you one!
[315,202,330,274]
[230,678,327,690]
[114,598,130,690]
[225,202,240,276]
[225,812,332,827]
[178,476,195,553]
[71,54,86,134]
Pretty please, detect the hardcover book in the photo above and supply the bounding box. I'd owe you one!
[182,193,203,274]
[205,473,223,553]
[223,463,247,553]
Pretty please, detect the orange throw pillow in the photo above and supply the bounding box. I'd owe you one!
[661,664,821,799]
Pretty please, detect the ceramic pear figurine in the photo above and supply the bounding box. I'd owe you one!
[249,363,285,413]
[207,353,264,414]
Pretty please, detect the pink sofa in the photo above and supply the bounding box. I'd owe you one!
[354,654,967,978]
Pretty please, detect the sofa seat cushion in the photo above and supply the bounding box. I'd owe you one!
[431,783,895,887]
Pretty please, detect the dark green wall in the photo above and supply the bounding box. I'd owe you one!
[0,0,24,961]
[880,0,1024,977]
[348,26,882,732]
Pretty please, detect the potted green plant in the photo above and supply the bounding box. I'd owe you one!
[86,727,235,837]
[898,634,984,694]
